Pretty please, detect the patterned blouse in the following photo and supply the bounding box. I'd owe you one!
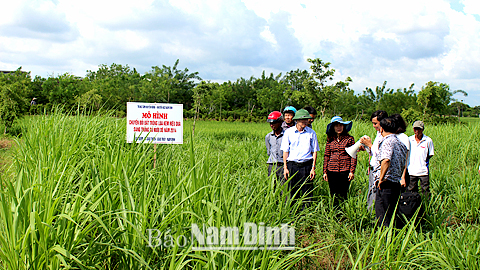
[323,135,357,174]
[373,134,407,183]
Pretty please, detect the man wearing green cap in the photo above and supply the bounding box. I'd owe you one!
[281,109,320,207]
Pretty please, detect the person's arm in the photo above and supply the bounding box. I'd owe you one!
[310,151,317,180]
[283,152,289,179]
[348,137,356,181]
[400,154,408,187]
[378,159,390,190]
[323,142,330,182]
[265,135,271,156]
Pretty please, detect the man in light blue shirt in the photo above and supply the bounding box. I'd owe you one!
[281,109,320,207]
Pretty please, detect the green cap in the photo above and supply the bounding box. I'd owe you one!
[292,109,312,120]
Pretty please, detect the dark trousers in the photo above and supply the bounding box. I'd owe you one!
[287,160,314,206]
[268,163,285,185]
[375,181,401,227]
[327,171,350,207]
[407,175,430,198]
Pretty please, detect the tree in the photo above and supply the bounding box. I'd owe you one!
[450,90,468,117]
[417,81,453,117]
[282,69,309,92]
[0,68,31,132]
[331,78,358,117]
[153,59,202,107]
[85,63,141,112]
[255,71,284,113]
[42,73,87,110]
[361,81,388,108]
[139,71,176,103]
[300,58,337,117]
[76,88,102,113]
[378,84,417,115]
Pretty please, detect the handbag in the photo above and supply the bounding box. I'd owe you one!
[398,191,422,219]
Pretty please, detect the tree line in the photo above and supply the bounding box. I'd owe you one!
[1,58,478,133]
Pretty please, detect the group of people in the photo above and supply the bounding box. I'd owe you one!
[265,106,434,226]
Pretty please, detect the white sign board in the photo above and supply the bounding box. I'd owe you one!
[126,102,183,144]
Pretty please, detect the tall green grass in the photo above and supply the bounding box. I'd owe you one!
[0,114,479,269]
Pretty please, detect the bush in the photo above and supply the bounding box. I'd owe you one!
[401,108,423,125]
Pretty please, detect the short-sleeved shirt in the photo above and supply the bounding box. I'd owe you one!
[368,132,382,167]
[373,134,407,183]
[265,130,284,164]
[396,133,411,162]
[408,134,434,176]
[280,126,320,163]
[323,135,357,174]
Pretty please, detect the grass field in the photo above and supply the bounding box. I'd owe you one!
[459,116,480,123]
[0,113,479,269]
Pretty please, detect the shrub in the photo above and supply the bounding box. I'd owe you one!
[401,108,424,125]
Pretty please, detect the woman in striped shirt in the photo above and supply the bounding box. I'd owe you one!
[323,116,357,206]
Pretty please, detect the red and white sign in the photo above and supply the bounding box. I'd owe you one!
[126,102,183,144]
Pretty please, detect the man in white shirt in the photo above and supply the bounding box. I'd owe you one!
[407,121,434,198]
[281,109,320,207]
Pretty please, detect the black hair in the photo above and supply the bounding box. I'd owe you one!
[304,106,317,115]
[380,116,397,133]
[326,122,350,142]
[371,110,388,121]
[390,113,406,134]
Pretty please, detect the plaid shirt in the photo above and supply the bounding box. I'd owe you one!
[323,135,357,174]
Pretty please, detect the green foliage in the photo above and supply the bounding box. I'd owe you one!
[402,107,424,124]
[0,86,22,130]
[417,81,452,116]
[378,84,417,114]
[0,113,326,269]
[1,115,480,268]
[0,68,31,132]
[140,60,201,107]
[256,71,285,112]
[41,73,87,110]
[75,88,102,112]
[85,63,142,112]
[2,59,476,126]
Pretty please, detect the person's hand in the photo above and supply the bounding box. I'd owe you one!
[309,167,316,180]
[348,172,354,181]
[284,167,289,179]
[323,173,328,182]
[358,145,365,151]
[377,178,385,190]
[360,136,373,148]
[400,178,406,187]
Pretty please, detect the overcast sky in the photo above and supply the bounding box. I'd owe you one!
[1,0,479,106]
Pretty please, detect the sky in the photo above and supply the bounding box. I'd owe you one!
[1,0,480,106]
